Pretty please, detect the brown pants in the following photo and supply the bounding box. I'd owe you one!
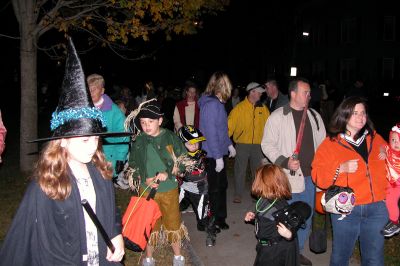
[141,187,188,245]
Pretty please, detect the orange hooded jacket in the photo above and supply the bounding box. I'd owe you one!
[312,132,387,205]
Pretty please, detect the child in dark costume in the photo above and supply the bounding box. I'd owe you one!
[244,164,299,266]
[177,125,218,247]
[0,38,126,266]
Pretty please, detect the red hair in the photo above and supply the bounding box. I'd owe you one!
[251,164,291,199]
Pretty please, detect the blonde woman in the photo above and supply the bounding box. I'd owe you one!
[198,71,236,231]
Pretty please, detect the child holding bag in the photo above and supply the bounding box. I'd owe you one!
[126,99,188,266]
[244,164,299,266]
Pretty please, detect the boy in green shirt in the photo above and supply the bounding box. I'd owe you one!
[128,99,188,266]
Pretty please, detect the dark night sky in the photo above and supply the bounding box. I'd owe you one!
[0,1,397,141]
[0,1,300,94]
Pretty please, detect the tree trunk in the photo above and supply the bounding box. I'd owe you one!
[18,0,38,172]
[19,35,38,172]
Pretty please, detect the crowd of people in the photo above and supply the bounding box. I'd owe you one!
[0,40,397,266]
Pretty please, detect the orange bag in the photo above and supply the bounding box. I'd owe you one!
[315,191,326,214]
[122,196,162,252]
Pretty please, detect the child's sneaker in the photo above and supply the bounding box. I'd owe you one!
[206,232,216,247]
[381,220,400,237]
[142,257,155,266]
[173,255,185,266]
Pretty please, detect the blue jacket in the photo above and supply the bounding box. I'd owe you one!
[198,95,232,160]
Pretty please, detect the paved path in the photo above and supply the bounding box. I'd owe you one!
[182,173,359,266]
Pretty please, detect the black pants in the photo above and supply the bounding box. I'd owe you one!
[254,240,299,266]
[179,189,210,226]
[205,157,228,223]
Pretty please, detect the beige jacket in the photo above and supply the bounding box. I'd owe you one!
[261,104,326,193]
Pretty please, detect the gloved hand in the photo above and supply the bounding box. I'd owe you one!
[215,158,224,172]
[228,145,236,158]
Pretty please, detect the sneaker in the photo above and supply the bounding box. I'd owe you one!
[142,257,155,266]
[206,232,216,247]
[299,254,312,265]
[173,255,185,266]
[382,220,400,237]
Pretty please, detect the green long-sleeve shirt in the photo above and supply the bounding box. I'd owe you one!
[129,128,186,192]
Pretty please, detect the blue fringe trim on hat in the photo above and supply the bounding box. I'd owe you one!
[50,107,106,131]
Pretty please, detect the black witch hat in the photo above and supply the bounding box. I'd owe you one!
[30,38,131,142]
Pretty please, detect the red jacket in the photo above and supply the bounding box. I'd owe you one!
[312,132,387,205]
[176,99,200,129]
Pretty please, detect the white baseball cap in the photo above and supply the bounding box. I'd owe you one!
[246,82,265,93]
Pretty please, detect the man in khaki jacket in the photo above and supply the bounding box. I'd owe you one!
[228,82,270,203]
[261,77,326,266]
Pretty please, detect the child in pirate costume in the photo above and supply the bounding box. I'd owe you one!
[0,38,127,266]
[381,123,400,237]
[126,99,189,266]
[177,125,218,247]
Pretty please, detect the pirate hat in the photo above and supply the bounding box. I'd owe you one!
[125,98,163,137]
[30,38,131,142]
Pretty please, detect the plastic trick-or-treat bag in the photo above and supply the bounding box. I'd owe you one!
[122,186,162,252]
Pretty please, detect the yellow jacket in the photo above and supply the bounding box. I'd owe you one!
[228,97,270,144]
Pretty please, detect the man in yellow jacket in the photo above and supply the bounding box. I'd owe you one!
[228,82,270,203]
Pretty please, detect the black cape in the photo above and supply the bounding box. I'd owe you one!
[0,163,122,266]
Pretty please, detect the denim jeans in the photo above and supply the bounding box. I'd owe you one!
[287,175,314,252]
[330,200,388,266]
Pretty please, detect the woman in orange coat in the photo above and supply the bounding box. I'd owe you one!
[312,96,387,266]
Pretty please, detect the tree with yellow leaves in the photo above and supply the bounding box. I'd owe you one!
[10,0,229,171]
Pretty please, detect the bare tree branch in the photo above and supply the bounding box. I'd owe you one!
[0,33,20,39]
